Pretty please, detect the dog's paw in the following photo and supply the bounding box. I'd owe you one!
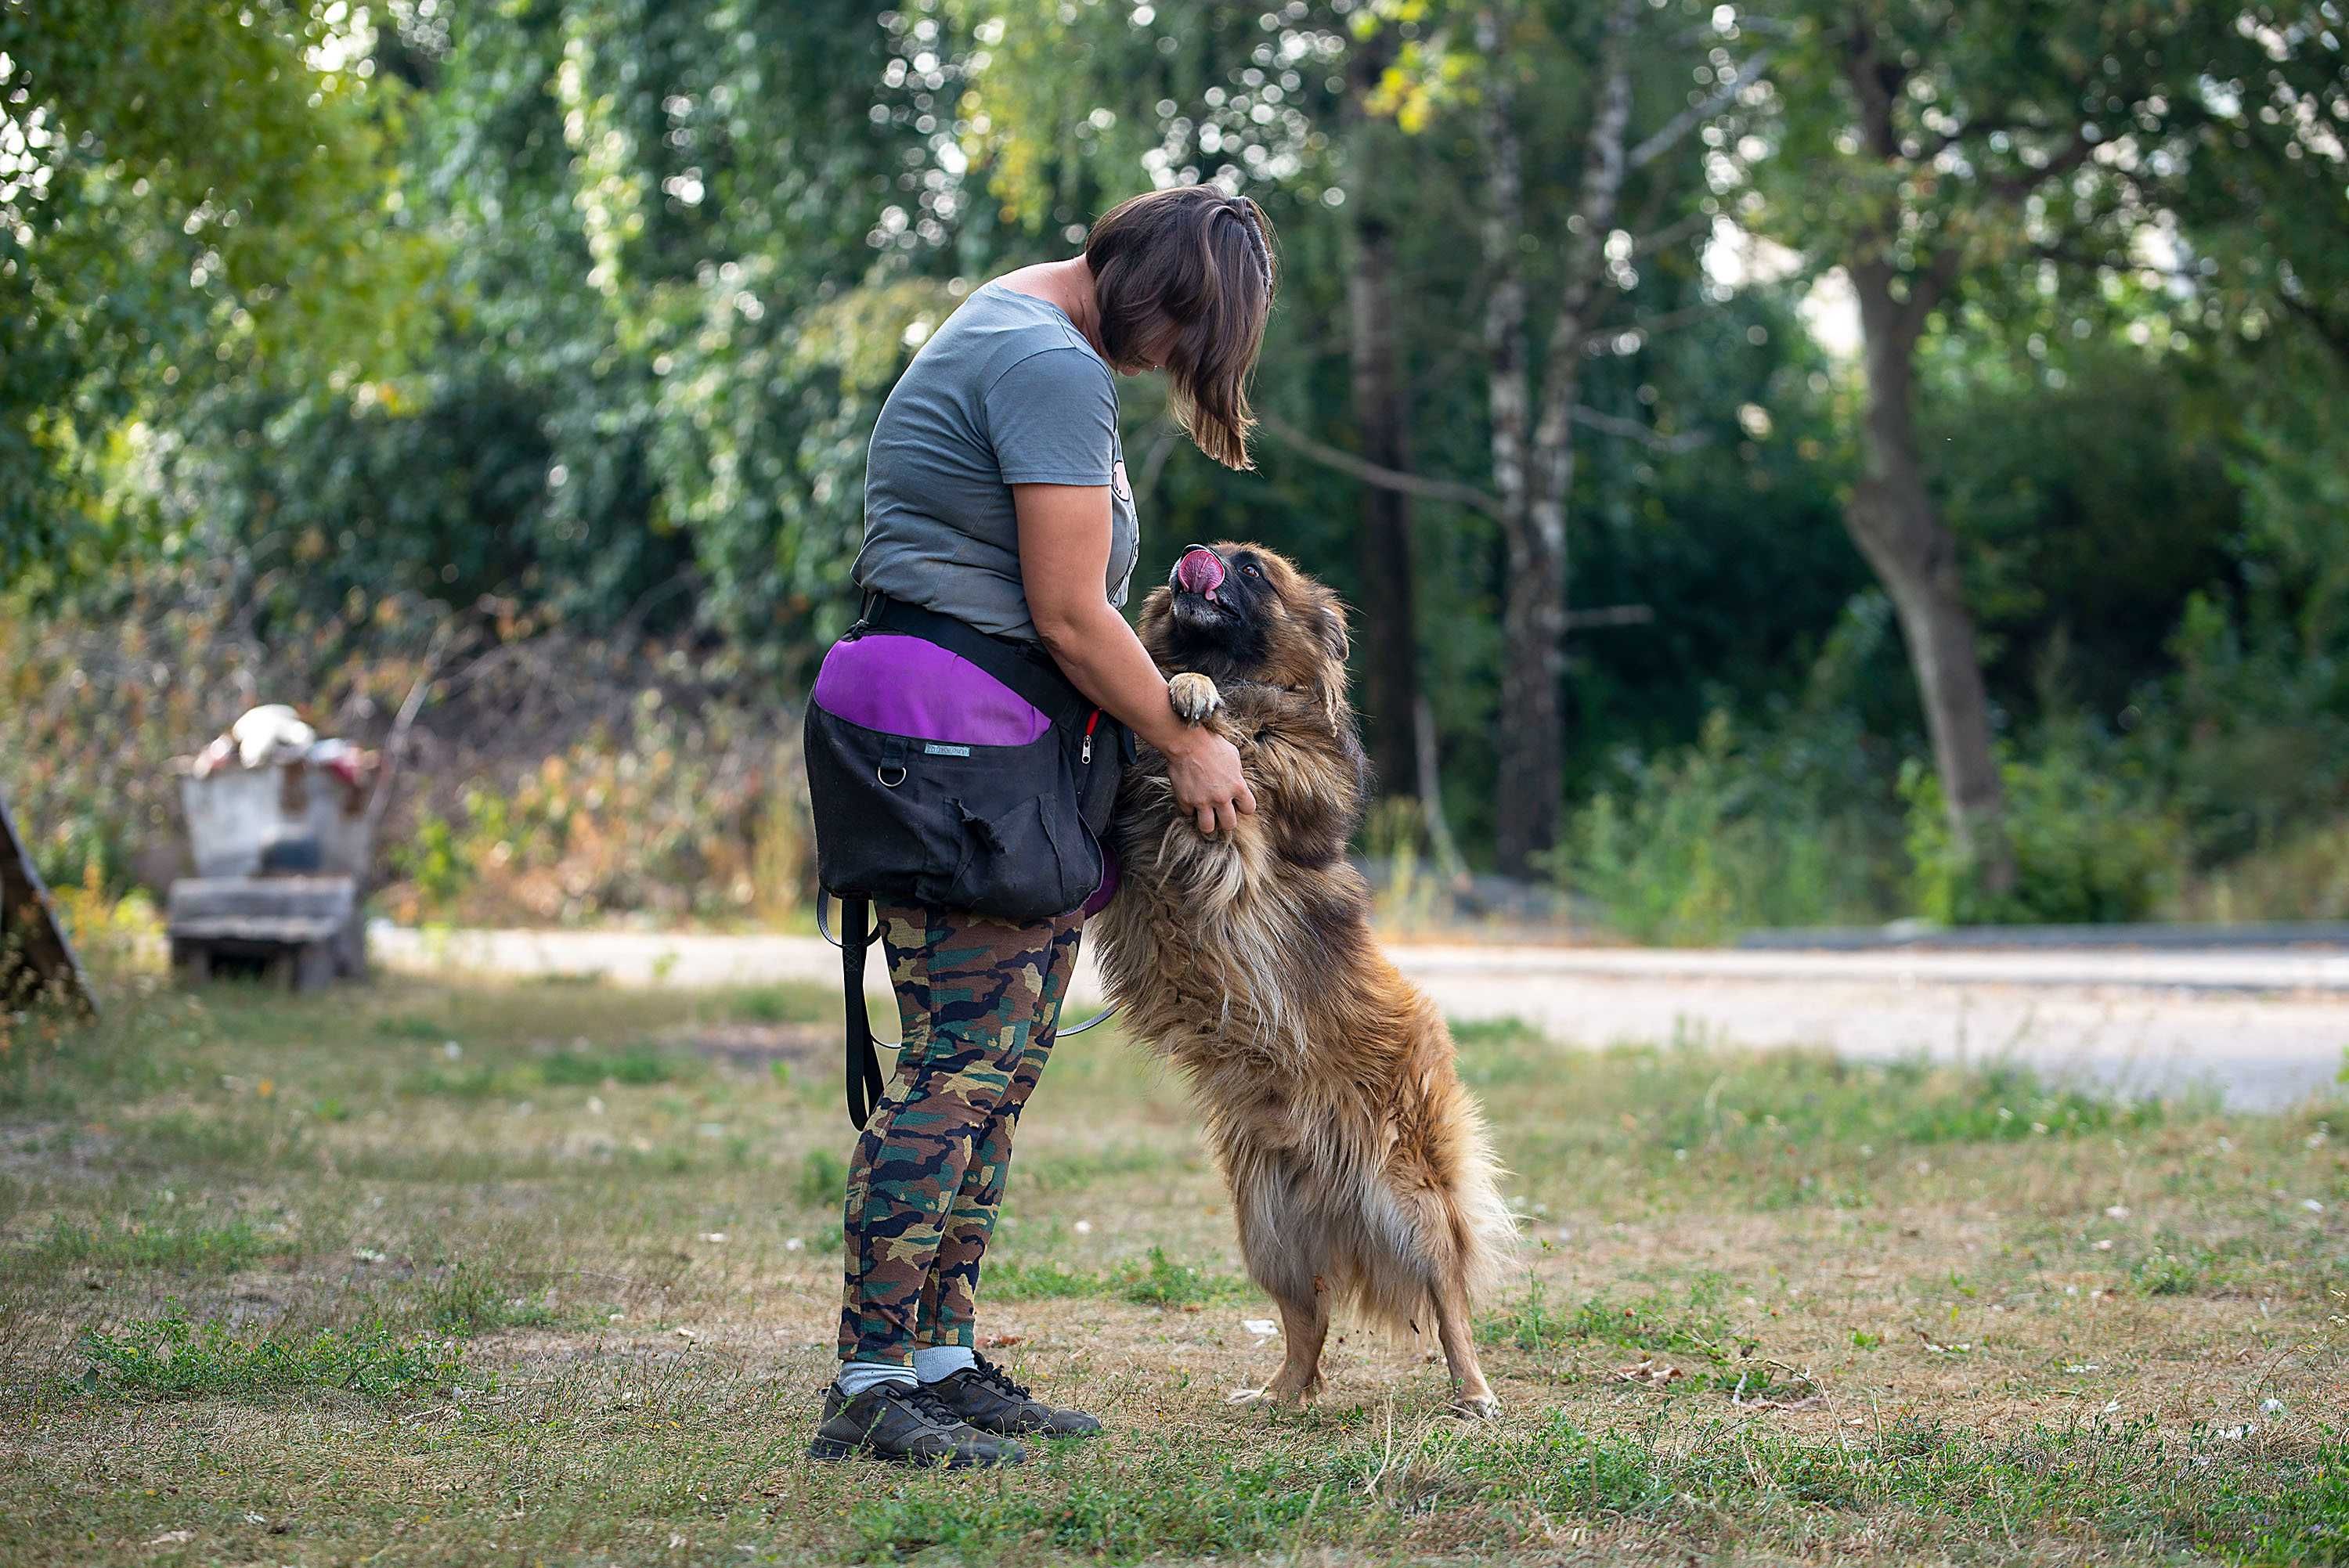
[1264,1374,1322,1408]
[1450,1393,1502,1422]
[1168,672,1224,725]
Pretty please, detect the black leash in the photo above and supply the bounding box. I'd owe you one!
[817,890,1120,1130]
[837,895,888,1132]
[821,594,1118,1132]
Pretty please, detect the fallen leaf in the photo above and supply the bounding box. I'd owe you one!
[1241,1318,1278,1337]
[698,1232,727,1243]
[1611,1359,1682,1385]
[1226,1387,1265,1403]
[979,1333,1024,1349]
[1732,1391,1824,1411]
[146,1530,193,1546]
[674,1327,698,1341]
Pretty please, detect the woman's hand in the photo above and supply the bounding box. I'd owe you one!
[1015,482,1259,836]
[1163,726,1255,837]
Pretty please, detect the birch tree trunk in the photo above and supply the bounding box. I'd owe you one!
[1344,31,1420,798]
[1486,0,1638,878]
[1478,5,1539,875]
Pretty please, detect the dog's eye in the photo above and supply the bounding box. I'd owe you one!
[1241,564,1261,579]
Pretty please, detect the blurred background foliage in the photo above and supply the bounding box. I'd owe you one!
[4,0,2347,938]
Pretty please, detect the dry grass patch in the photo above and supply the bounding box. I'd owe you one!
[0,978,2342,1565]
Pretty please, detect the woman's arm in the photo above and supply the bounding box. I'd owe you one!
[1015,483,1257,836]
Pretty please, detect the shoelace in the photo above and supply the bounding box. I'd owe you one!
[888,1380,976,1429]
[968,1357,1035,1403]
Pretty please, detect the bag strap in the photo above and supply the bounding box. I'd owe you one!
[840,896,887,1131]
[855,593,1092,726]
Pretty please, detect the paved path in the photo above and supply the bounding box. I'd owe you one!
[370,924,2349,1111]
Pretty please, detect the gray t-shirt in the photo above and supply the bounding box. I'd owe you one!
[853,280,1139,643]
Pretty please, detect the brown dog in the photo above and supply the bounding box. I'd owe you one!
[1089,542,1514,1417]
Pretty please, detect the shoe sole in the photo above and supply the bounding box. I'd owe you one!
[806,1436,1022,1467]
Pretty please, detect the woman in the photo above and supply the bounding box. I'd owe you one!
[808,186,1276,1467]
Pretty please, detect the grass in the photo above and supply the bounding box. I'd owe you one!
[987,1246,1254,1308]
[28,1215,287,1272]
[78,1310,469,1401]
[0,967,2342,1565]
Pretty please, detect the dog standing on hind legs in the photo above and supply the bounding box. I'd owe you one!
[1089,542,1517,1418]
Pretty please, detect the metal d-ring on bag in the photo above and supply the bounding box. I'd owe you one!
[802,593,1129,1130]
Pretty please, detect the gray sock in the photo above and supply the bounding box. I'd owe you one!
[914,1344,977,1383]
[835,1360,918,1400]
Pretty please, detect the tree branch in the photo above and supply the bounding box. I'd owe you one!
[2030,238,2187,284]
[1561,604,1655,629]
[1925,110,2059,160]
[1986,131,2098,203]
[1573,406,1709,452]
[1628,48,1774,170]
[1629,209,1714,258]
[1896,244,1965,342]
[1584,299,1719,352]
[2278,291,2349,369]
[1257,413,1503,518]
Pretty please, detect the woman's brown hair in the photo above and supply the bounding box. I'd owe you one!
[1084,186,1278,470]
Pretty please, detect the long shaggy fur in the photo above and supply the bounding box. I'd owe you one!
[1091,543,1516,1415]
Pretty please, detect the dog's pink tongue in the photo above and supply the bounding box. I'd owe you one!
[1175,549,1225,596]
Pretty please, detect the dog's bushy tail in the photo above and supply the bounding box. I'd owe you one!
[1451,1098,1519,1305]
[1344,1088,1518,1341]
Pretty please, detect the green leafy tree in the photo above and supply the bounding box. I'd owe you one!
[151,0,940,673]
[0,0,423,587]
[1725,0,2349,897]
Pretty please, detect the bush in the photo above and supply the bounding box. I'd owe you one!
[2174,816,2349,922]
[1,557,817,932]
[0,561,436,899]
[1903,734,2179,926]
[1553,712,1901,944]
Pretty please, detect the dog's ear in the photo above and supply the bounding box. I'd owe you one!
[1316,597,1351,665]
[1314,596,1351,730]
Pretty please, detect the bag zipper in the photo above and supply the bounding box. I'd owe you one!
[1081,707,1102,764]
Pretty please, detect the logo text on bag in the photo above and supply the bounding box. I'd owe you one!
[922,743,972,757]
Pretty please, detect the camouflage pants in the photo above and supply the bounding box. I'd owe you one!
[836,903,1085,1365]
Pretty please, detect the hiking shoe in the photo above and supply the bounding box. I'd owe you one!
[806,1380,1028,1467]
[924,1356,1103,1438]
